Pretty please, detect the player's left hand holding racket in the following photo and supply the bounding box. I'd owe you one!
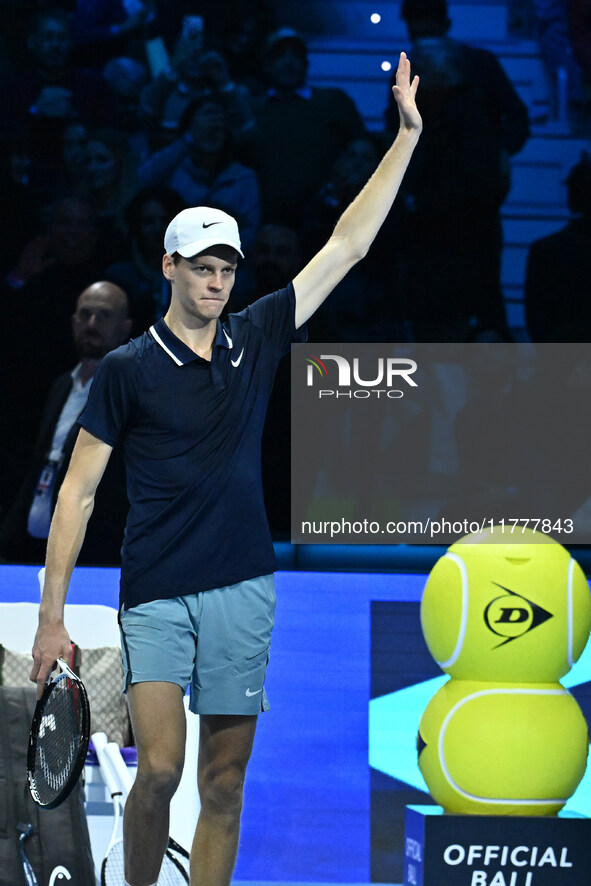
[27,652,91,809]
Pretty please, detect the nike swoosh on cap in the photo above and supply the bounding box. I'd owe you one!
[202,221,222,228]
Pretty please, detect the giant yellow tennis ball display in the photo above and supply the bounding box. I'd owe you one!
[417,678,589,815]
[421,527,591,682]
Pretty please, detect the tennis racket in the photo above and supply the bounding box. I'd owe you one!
[27,657,91,809]
[104,741,190,876]
[93,732,190,885]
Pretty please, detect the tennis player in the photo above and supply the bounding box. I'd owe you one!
[31,54,421,886]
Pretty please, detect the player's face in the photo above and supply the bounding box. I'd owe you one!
[167,248,238,325]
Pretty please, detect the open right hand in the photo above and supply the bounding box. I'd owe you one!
[392,52,422,134]
[30,622,73,699]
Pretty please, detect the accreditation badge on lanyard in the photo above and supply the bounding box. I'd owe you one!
[27,461,59,539]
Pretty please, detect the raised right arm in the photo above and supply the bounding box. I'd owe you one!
[30,429,113,696]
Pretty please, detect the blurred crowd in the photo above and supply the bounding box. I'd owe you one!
[0,0,588,555]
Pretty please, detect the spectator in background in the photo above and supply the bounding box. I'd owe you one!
[525,152,591,340]
[246,28,366,227]
[228,221,303,313]
[139,96,260,250]
[386,0,530,154]
[0,8,111,142]
[191,50,256,143]
[203,0,277,97]
[245,223,302,300]
[383,0,529,340]
[85,128,138,233]
[1,194,122,486]
[302,135,402,341]
[0,282,132,565]
[60,120,88,192]
[70,0,157,68]
[139,26,255,144]
[3,194,107,299]
[102,56,150,162]
[106,185,186,333]
[531,0,587,128]
[139,17,205,135]
[570,0,591,98]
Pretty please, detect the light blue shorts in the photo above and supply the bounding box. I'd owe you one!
[118,574,276,715]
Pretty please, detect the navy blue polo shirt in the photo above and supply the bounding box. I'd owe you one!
[79,284,305,609]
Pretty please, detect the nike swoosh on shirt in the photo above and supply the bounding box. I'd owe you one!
[245,687,262,697]
[231,348,244,367]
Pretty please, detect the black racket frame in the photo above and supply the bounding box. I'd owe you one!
[27,658,91,809]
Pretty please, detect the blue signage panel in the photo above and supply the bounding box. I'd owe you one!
[404,807,426,885]
[405,806,591,886]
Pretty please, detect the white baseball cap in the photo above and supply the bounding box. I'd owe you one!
[164,206,244,259]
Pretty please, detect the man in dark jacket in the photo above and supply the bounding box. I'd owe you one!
[247,28,366,226]
[386,0,530,154]
[0,281,131,564]
[383,0,530,340]
[525,152,591,341]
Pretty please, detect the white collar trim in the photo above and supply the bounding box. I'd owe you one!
[149,324,184,366]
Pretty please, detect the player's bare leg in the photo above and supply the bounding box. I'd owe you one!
[191,714,258,886]
[124,681,187,886]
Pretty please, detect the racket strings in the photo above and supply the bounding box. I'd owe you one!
[30,677,89,805]
[101,840,189,885]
